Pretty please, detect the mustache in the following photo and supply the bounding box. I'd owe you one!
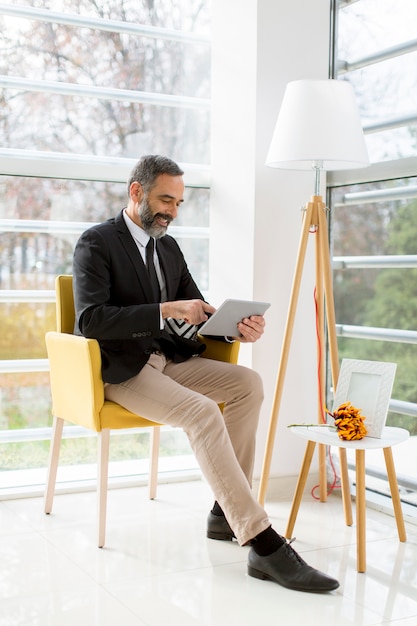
[154,212,173,224]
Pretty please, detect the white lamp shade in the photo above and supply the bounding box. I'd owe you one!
[266,79,369,171]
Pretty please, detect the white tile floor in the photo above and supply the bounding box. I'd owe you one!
[1,479,417,626]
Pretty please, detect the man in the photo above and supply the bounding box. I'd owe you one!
[73,154,339,593]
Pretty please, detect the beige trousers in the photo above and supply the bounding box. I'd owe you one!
[104,352,270,545]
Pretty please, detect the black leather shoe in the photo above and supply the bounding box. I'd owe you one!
[248,539,339,593]
[206,512,236,541]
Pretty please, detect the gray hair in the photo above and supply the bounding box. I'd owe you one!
[127,155,184,196]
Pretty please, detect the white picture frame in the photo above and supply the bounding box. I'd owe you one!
[332,359,397,438]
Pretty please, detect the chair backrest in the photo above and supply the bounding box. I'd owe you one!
[48,274,105,430]
[56,275,75,333]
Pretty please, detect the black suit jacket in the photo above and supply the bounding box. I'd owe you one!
[73,209,206,383]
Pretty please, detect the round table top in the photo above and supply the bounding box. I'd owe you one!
[288,425,409,450]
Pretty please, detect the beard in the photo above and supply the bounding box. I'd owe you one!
[137,196,173,239]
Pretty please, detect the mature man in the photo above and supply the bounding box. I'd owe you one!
[73,154,339,593]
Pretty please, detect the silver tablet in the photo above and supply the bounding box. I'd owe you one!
[199,299,271,337]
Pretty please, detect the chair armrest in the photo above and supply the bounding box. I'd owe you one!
[198,335,240,364]
[45,331,104,431]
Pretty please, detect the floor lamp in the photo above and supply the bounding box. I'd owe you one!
[258,79,369,507]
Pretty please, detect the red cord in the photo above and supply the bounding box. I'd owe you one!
[310,276,340,499]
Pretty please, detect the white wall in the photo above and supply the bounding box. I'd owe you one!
[210,0,331,487]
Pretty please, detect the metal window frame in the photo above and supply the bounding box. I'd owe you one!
[337,38,417,74]
[0,75,210,110]
[0,148,211,186]
[0,2,210,44]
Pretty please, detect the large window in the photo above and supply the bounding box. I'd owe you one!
[0,1,211,495]
[328,0,417,506]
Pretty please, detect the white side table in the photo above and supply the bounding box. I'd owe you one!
[287,426,409,572]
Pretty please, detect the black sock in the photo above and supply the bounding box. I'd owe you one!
[211,501,224,517]
[252,526,285,556]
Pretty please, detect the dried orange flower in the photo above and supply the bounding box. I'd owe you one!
[326,401,368,441]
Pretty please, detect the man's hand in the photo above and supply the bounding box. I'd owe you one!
[234,315,265,343]
[161,299,216,325]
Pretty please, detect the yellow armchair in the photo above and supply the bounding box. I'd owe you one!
[45,275,239,547]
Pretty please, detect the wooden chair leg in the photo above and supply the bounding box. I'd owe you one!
[44,416,64,514]
[97,429,110,548]
[148,426,160,500]
[383,447,407,542]
[285,440,316,538]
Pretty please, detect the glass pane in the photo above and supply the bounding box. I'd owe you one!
[0,372,51,431]
[329,178,417,435]
[1,92,210,162]
[2,24,209,96]
[338,0,417,53]
[0,429,193,472]
[0,303,55,358]
[0,176,209,290]
[0,176,125,223]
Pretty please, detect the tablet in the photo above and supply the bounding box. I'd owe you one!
[199,299,271,337]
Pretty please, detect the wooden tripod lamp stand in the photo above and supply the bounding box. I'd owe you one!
[258,80,369,506]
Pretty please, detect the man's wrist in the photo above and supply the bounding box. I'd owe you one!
[160,302,171,319]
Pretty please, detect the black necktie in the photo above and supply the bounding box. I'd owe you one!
[146,238,161,302]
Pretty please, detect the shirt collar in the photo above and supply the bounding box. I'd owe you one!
[123,208,150,248]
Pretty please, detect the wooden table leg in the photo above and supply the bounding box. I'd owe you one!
[339,447,353,526]
[355,449,366,573]
[285,440,316,538]
[383,447,407,543]
[318,443,327,502]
